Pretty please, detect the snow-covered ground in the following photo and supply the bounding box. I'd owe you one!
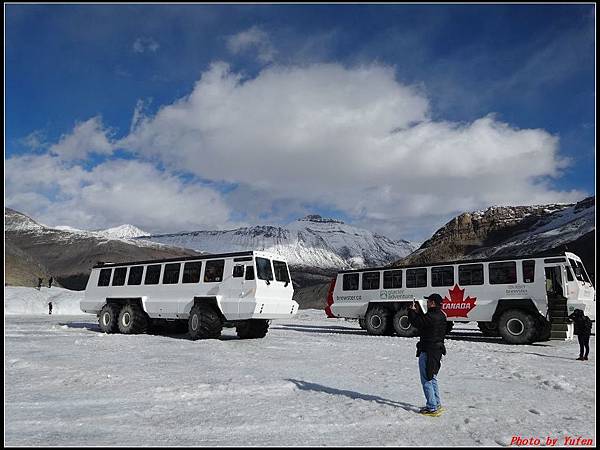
[5,287,83,315]
[4,289,596,446]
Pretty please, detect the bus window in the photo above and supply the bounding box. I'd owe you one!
[255,258,273,282]
[273,260,290,284]
[205,260,225,282]
[576,261,591,283]
[569,259,584,282]
[489,262,517,285]
[233,264,245,278]
[245,266,255,280]
[431,266,454,287]
[566,266,574,282]
[145,265,162,285]
[163,263,181,284]
[127,266,144,285]
[383,270,402,289]
[362,272,380,290]
[343,273,359,291]
[98,268,112,287]
[459,264,484,285]
[112,267,127,286]
[406,268,427,288]
[522,260,535,283]
[182,262,202,283]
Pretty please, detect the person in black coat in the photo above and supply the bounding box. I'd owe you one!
[408,293,447,415]
[568,309,592,361]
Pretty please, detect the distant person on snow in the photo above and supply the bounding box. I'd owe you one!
[408,293,447,416]
[48,277,53,288]
[568,309,592,361]
[37,277,43,290]
[48,301,53,315]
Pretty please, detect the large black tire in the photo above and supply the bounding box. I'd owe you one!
[392,308,419,337]
[117,303,148,334]
[188,304,223,340]
[358,318,367,330]
[365,305,393,336]
[236,319,270,339]
[98,303,120,334]
[478,321,500,337]
[498,309,537,344]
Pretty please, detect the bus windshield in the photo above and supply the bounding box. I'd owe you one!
[569,258,586,282]
[576,261,591,284]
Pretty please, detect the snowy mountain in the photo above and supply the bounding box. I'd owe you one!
[5,208,199,290]
[5,208,46,232]
[54,225,86,233]
[139,215,416,270]
[397,197,595,278]
[53,224,150,239]
[93,224,150,240]
[468,197,594,259]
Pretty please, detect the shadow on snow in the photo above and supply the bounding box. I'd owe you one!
[59,321,240,341]
[286,378,420,412]
[274,324,553,347]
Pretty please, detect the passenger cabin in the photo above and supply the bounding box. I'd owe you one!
[326,252,594,343]
[81,250,298,321]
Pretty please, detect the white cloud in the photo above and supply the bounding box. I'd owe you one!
[133,37,159,53]
[19,130,47,150]
[120,62,584,238]
[226,26,276,63]
[5,155,232,234]
[48,116,114,160]
[9,62,586,241]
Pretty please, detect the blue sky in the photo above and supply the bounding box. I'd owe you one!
[5,4,596,240]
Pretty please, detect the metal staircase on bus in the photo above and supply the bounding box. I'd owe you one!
[548,297,573,340]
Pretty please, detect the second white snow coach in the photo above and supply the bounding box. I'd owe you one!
[325,252,594,344]
[81,251,298,339]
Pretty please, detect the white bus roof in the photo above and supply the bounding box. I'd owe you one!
[337,252,578,274]
[92,250,281,269]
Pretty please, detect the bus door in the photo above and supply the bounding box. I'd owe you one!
[545,266,567,321]
[238,263,257,317]
[545,266,566,299]
[228,263,247,317]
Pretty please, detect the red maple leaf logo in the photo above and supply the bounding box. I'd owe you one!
[442,284,477,318]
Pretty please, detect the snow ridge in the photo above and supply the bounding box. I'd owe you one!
[141,215,415,269]
[471,201,595,258]
[93,224,150,240]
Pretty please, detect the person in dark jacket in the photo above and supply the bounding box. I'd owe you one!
[48,301,53,315]
[48,277,53,288]
[408,293,447,416]
[37,277,43,290]
[568,309,592,361]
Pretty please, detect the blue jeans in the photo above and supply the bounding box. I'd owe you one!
[419,352,441,411]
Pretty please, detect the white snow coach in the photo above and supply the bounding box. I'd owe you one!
[325,252,594,344]
[81,251,298,339]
